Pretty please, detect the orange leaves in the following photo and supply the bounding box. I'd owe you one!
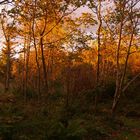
[129,52,140,74]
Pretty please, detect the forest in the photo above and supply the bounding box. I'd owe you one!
[0,0,140,139]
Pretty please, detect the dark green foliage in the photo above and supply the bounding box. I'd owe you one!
[0,76,139,140]
[0,124,14,140]
[103,81,116,98]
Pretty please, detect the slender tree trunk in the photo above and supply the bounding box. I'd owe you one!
[22,38,26,99]
[32,1,41,99]
[112,27,134,115]
[94,0,102,113]
[120,28,134,90]
[111,21,123,116]
[111,1,136,116]
[40,36,48,92]
[24,34,31,101]
[111,0,127,116]
[34,41,41,99]
[66,60,71,108]
[39,12,48,93]
[1,20,11,92]
[5,40,11,92]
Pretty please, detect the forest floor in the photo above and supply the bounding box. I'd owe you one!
[0,83,139,140]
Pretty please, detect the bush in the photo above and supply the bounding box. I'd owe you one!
[0,124,14,140]
[46,119,87,140]
[102,81,116,99]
